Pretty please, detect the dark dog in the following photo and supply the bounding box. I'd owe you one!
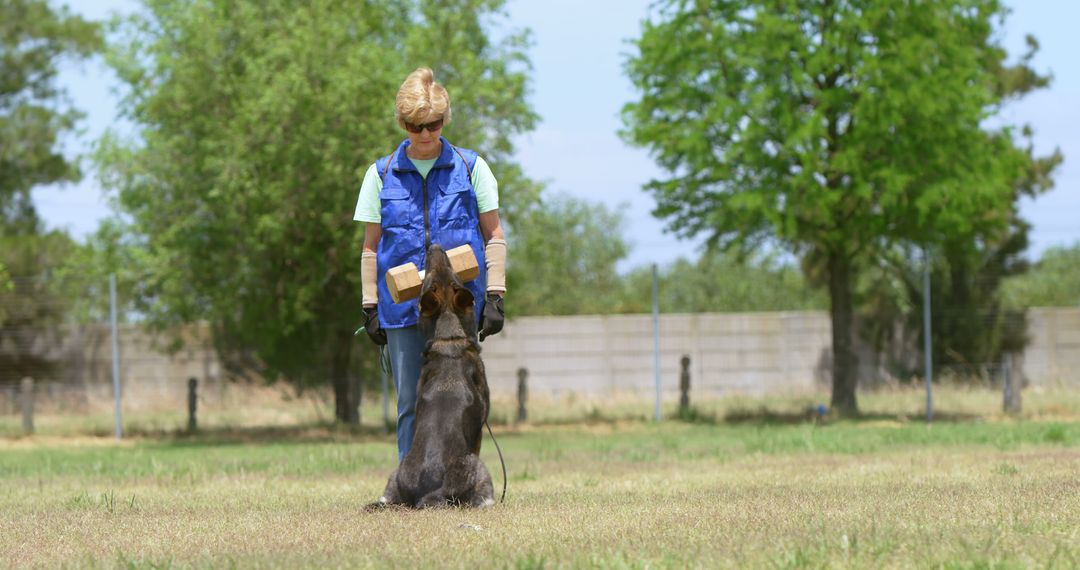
[370,244,495,509]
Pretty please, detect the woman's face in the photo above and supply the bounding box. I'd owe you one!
[403,117,444,158]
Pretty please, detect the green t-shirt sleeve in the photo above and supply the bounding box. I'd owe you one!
[353,154,498,223]
[353,163,382,223]
[473,155,499,213]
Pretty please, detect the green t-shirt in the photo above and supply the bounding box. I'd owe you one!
[352,154,498,223]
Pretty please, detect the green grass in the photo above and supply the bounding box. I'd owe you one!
[3,408,1080,568]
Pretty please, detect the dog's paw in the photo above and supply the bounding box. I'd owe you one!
[479,497,495,509]
[363,497,398,513]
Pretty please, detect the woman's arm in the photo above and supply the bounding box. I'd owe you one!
[479,210,503,242]
[361,223,382,308]
[479,210,505,297]
[363,223,382,254]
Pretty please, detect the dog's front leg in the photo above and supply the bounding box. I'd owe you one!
[464,455,495,508]
[364,468,404,511]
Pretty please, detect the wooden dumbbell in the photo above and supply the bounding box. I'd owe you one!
[386,244,480,303]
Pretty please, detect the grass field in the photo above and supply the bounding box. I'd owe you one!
[2,386,1080,568]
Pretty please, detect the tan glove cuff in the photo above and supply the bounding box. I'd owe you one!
[361,251,378,306]
[485,238,507,293]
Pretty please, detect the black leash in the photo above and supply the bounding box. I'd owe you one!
[484,419,507,503]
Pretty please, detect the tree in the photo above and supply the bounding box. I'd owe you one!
[1,0,100,230]
[0,228,82,385]
[617,250,827,314]
[508,193,630,316]
[913,35,1062,376]
[0,0,100,386]
[856,220,1032,381]
[623,0,1029,416]
[856,34,1061,381]
[1003,244,1080,308]
[97,0,537,422]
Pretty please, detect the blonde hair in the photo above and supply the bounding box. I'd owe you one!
[395,67,452,126]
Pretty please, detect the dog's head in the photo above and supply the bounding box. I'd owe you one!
[418,244,477,342]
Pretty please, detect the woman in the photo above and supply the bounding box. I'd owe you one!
[353,67,506,462]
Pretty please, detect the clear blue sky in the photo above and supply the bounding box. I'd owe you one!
[34,0,1080,272]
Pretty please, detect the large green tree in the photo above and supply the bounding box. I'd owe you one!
[97,0,537,422]
[623,0,1029,416]
[0,0,100,385]
[855,35,1061,380]
[913,35,1061,376]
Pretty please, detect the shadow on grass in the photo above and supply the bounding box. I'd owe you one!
[122,422,395,447]
[671,405,986,427]
[486,407,651,430]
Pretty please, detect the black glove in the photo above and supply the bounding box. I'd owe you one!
[479,293,504,342]
[362,307,387,346]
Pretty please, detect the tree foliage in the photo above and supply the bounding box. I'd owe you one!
[1,0,100,230]
[0,228,84,385]
[1003,244,1080,309]
[855,34,1061,380]
[617,250,827,315]
[508,193,629,316]
[0,0,100,385]
[96,0,536,421]
[915,34,1059,376]
[624,0,1031,415]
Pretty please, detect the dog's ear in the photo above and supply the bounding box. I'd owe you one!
[420,287,441,317]
[453,287,474,313]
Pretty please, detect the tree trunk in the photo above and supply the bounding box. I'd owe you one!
[331,330,359,424]
[828,251,859,417]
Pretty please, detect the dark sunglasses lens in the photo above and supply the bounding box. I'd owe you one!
[405,119,443,133]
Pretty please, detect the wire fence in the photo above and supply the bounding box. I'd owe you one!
[0,272,224,422]
[2,271,1078,433]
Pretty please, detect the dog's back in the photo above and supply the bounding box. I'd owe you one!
[372,244,494,509]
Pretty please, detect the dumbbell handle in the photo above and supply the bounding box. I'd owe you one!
[386,245,480,303]
[412,265,472,280]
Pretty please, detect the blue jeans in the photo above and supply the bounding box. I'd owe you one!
[386,326,425,463]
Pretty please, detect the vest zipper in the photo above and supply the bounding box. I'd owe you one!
[422,176,431,249]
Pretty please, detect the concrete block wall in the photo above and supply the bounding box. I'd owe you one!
[0,323,223,409]
[1022,308,1080,386]
[479,312,833,397]
[5,308,1077,404]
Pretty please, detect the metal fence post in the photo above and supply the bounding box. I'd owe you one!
[922,249,933,423]
[110,274,123,440]
[652,263,661,422]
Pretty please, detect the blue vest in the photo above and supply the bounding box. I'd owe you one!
[375,137,487,328]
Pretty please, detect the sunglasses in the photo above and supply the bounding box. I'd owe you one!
[403,118,444,133]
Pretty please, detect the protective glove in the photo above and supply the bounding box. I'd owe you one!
[362,307,387,346]
[479,293,504,342]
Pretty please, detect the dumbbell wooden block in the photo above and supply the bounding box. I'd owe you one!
[386,244,480,303]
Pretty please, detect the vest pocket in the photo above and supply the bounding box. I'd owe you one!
[438,182,475,227]
[380,185,413,228]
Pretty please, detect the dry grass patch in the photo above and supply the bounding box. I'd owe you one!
[2,420,1080,568]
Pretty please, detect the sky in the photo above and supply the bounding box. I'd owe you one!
[33,0,1080,272]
